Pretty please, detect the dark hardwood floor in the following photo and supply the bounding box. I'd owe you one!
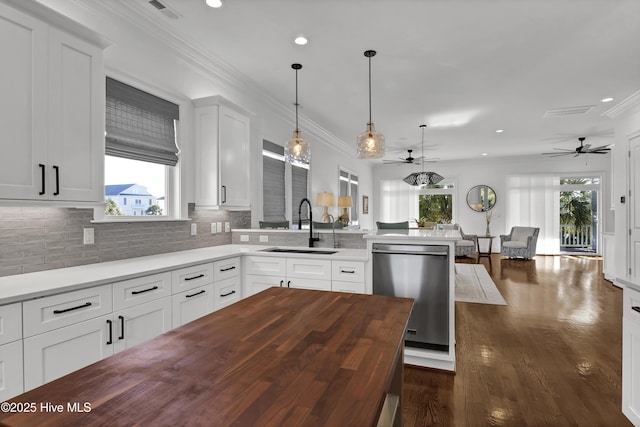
[402,254,631,427]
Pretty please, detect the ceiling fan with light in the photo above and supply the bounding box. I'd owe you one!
[542,137,611,157]
[382,149,438,165]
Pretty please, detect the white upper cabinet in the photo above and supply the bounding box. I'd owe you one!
[193,96,252,210]
[0,0,107,203]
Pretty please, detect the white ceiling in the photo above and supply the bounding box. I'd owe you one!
[61,0,640,161]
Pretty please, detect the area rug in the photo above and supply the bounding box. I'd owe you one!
[455,264,507,305]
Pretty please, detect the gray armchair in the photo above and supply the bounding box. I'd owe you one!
[442,223,477,257]
[376,221,409,229]
[259,221,289,229]
[500,226,540,259]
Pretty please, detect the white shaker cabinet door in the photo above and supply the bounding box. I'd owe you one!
[113,297,172,354]
[172,284,215,328]
[0,341,24,401]
[23,314,114,391]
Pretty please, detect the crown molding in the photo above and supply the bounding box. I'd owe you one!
[65,0,355,158]
[603,89,640,119]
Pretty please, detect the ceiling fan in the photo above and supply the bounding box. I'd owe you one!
[382,149,438,165]
[542,137,611,157]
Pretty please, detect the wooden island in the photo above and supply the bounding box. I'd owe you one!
[0,287,413,426]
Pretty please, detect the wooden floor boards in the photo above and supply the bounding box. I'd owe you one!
[402,254,631,427]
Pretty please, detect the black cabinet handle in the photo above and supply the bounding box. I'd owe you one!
[340,269,355,274]
[184,274,205,281]
[186,290,206,298]
[220,290,236,297]
[222,185,227,203]
[52,165,60,196]
[280,280,284,287]
[632,306,640,314]
[118,315,125,340]
[131,285,159,295]
[287,281,291,288]
[220,266,236,272]
[53,302,92,314]
[39,164,45,195]
[106,319,113,345]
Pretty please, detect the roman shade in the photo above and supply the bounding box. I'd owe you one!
[292,164,309,222]
[105,77,180,166]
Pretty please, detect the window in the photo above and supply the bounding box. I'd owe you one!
[262,140,309,227]
[101,77,180,219]
[339,169,359,225]
[418,183,454,224]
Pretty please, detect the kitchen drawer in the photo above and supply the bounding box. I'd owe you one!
[214,257,240,281]
[331,260,365,283]
[215,277,241,310]
[245,256,286,277]
[172,263,214,294]
[23,284,112,338]
[172,284,215,328]
[0,302,22,345]
[625,286,640,327]
[288,277,331,291]
[332,280,365,294]
[113,272,172,311]
[287,258,331,280]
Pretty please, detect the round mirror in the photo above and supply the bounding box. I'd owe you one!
[467,185,496,212]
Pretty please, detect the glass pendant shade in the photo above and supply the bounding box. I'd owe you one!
[357,122,385,159]
[403,171,444,186]
[285,129,310,165]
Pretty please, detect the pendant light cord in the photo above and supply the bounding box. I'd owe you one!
[295,68,299,130]
[420,124,426,173]
[368,55,372,124]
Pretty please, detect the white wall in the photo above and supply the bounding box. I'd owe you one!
[373,153,613,243]
[37,0,374,230]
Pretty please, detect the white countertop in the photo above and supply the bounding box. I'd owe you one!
[0,245,368,305]
[364,229,461,241]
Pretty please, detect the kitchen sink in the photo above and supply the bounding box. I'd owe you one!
[260,248,337,255]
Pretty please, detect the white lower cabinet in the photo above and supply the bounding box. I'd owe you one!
[332,280,365,294]
[113,297,172,353]
[623,287,640,425]
[244,274,284,298]
[0,340,23,401]
[23,314,113,391]
[214,276,240,310]
[172,284,215,328]
[288,277,331,291]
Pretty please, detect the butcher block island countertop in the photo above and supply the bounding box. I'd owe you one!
[1,288,413,427]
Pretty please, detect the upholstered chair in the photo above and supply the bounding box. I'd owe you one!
[312,221,344,229]
[500,226,540,259]
[441,224,477,257]
[259,221,290,229]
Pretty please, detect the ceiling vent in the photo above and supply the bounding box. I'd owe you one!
[148,0,181,20]
[543,105,595,117]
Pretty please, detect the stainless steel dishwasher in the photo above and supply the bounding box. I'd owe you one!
[372,243,449,351]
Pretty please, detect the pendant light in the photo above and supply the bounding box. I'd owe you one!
[403,125,443,186]
[285,63,310,165]
[357,50,385,159]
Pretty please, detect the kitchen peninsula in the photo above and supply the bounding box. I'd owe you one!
[0,288,413,427]
[365,229,459,372]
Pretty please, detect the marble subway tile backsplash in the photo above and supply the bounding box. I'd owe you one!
[231,230,367,249]
[0,205,250,277]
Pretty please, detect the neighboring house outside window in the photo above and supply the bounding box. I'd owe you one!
[105,184,157,216]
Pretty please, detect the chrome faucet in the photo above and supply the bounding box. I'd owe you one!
[298,198,320,248]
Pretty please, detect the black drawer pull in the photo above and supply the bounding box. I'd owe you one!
[106,319,113,345]
[118,315,125,340]
[53,302,92,314]
[280,280,284,287]
[53,165,60,196]
[184,274,205,281]
[340,269,355,274]
[220,290,236,297]
[632,306,640,314]
[39,164,46,195]
[131,285,159,295]
[220,266,236,272]
[186,290,206,298]
[287,281,291,288]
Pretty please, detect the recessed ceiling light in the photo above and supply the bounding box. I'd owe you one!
[601,97,614,103]
[205,0,222,8]
[294,35,308,45]
[495,129,504,133]
[482,153,488,156]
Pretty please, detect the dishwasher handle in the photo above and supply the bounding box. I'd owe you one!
[372,249,448,256]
